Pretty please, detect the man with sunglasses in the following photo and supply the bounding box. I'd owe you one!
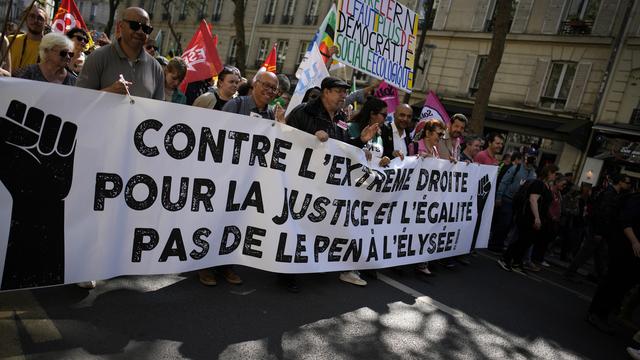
[221,71,284,122]
[8,4,50,72]
[77,7,163,100]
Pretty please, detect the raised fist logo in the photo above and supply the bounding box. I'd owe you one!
[1,100,77,290]
[471,174,491,250]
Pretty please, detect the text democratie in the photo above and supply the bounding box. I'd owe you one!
[89,120,477,266]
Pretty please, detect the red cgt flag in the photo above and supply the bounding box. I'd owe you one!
[179,20,223,92]
[259,43,277,73]
[51,0,94,47]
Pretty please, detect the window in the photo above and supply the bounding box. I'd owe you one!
[211,0,223,22]
[304,0,319,25]
[255,39,270,68]
[540,62,577,110]
[295,41,309,69]
[560,0,599,34]
[228,38,238,65]
[197,0,206,19]
[354,70,369,82]
[486,0,518,32]
[469,56,488,97]
[148,0,155,19]
[179,0,188,21]
[264,0,277,24]
[276,39,288,73]
[281,0,296,24]
[90,3,97,22]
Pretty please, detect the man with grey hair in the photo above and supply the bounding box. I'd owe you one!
[460,135,482,163]
[222,70,284,122]
[77,7,164,100]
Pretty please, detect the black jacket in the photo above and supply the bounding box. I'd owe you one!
[286,98,354,145]
[592,186,622,236]
[380,122,411,159]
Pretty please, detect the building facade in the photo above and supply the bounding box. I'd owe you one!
[413,0,633,179]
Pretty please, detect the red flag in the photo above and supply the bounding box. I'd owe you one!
[179,20,223,92]
[260,43,277,73]
[51,0,94,47]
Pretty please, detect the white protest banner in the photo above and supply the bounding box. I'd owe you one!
[0,78,496,291]
[334,0,418,92]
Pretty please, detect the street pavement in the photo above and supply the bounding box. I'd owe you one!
[0,251,636,359]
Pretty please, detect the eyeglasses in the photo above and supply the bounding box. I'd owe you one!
[123,19,153,35]
[145,45,158,50]
[256,80,278,94]
[58,50,74,58]
[73,35,88,43]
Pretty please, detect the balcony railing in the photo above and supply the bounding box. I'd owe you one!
[559,19,593,35]
[264,14,275,24]
[304,15,318,25]
[281,14,294,25]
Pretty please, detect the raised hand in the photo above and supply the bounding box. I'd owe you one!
[1,100,77,290]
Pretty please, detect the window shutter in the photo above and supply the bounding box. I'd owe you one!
[432,0,452,30]
[471,0,492,31]
[458,54,478,97]
[524,58,550,107]
[564,62,592,112]
[510,0,534,34]
[592,0,620,36]
[541,0,566,34]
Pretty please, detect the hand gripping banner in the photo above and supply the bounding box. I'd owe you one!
[0,78,496,291]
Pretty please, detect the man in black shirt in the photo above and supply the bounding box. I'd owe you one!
[498,164,558,273]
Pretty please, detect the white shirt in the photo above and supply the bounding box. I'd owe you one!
[391,121,407,156]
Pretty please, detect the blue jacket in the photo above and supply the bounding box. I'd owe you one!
[497,163,537,200]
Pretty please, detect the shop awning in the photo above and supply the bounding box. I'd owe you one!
[592,124,640,137]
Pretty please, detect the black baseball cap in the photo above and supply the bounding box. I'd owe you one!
[321,76,350,90]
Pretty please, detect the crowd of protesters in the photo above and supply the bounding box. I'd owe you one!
[2,4,640,357]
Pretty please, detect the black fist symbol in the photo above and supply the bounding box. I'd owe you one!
[471,174,492,251]
[1,100,77,290]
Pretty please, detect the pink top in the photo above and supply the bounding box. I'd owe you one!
[409,139,439,158]
[474,150,498,165]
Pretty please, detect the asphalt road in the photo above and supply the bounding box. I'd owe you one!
[0,251,636,359]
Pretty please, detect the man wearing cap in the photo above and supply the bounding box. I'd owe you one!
[76,7,164,100]
[286,76,378,289]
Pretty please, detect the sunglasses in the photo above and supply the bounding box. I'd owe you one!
[145,45,158,51]
[73,35,88,43]
[123,19,153,35]
[58,50,74,58]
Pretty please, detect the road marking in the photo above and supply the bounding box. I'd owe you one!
[376,272,465,318]
[477,252,591,302]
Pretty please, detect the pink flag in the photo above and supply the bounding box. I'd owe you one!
[374,81,399,114]
[420,91,451,125]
